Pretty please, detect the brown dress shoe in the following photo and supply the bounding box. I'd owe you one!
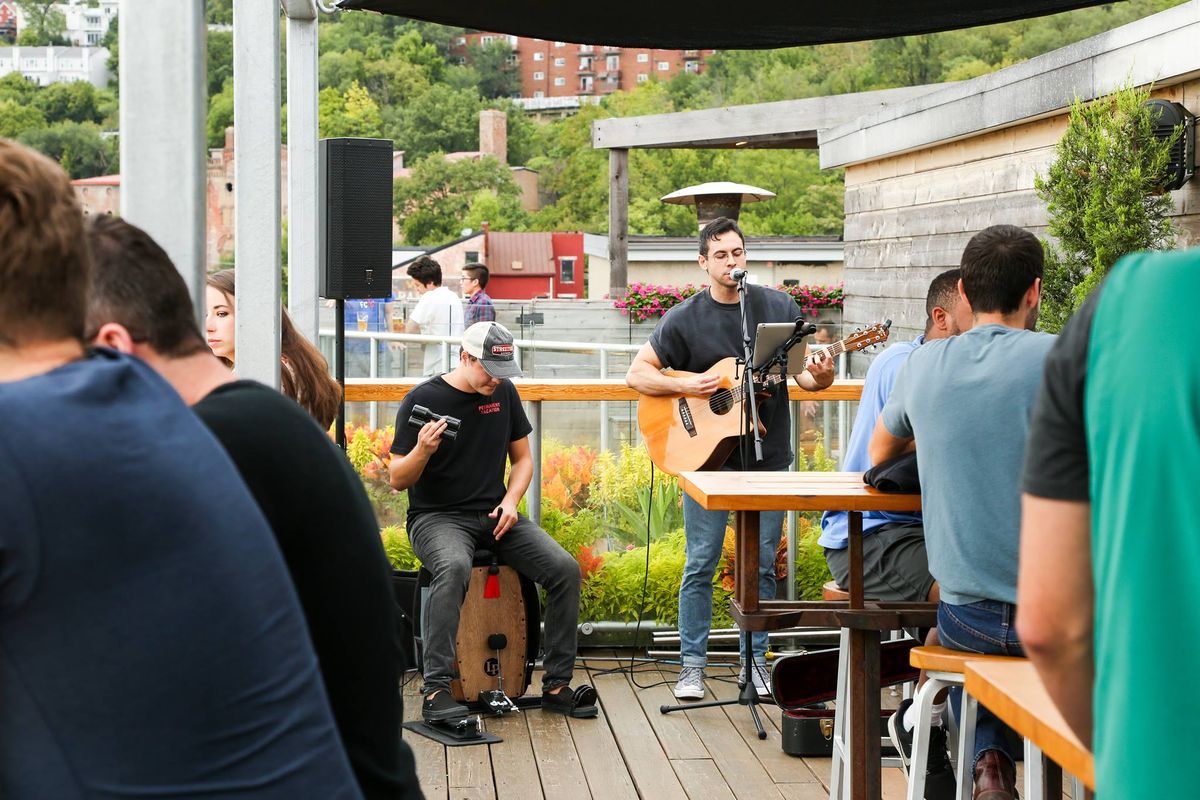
[973,749,1016,800]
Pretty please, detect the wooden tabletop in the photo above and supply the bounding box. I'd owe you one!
[965,660,1095,789]
[678,470,922,513]
[343,378,866,403]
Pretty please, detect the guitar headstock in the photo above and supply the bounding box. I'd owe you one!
[842,319,892,353]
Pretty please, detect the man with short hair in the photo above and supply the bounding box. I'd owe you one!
[462,262,496,325]
[869,224,1056,800]
[625,216,835,701]
[1018,248,1200,799]
[389,321,596,723]
[0,140,361,798]
[820,269,970,799]
[406,255,465,375]
[83,215,420,800]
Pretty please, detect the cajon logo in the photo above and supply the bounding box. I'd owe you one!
[484,657,500,677]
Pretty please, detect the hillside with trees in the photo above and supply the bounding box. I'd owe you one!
[0,0,1184,239]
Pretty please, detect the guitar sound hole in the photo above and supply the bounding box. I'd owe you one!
[709,388,735,415]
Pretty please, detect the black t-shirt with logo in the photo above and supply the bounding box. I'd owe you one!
[390,376,532,514]
[648,285,800,470]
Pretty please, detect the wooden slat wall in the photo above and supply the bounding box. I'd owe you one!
[841,79,1200,343]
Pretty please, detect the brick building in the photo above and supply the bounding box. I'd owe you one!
[450,33,714,100]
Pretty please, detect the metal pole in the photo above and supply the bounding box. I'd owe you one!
[233,0,282,387]
[120,1,205,314]
[368,335,378,431]
[599,349,610,453]
[788,399,800,601]
[285,7,319,343]
[528,400,542,527]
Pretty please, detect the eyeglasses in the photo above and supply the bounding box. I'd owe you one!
[707,248,745,261]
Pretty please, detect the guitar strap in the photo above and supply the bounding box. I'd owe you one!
[746,284,767,351]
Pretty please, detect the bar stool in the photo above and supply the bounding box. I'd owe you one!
[905,646,1024,800]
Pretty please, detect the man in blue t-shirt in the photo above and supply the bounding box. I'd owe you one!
[344,297,394,378]
[870,224,1056,800]
[0,140,361,798]
[821,268,971,602]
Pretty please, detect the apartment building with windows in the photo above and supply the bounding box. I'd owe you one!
[450,33,714,100]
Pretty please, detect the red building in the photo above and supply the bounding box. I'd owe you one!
[450,33,714,100]
[0,1,17,42]
[484,230,584,299]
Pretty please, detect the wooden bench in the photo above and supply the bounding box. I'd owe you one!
[965,659,1094,797]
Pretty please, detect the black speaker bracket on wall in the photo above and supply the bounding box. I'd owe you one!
[1145,99,1196,192]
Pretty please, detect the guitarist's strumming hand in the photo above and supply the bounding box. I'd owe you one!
[677,372,722,397]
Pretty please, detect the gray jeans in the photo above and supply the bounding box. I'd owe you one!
[408,510,581,695]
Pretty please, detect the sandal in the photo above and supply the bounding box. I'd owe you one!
[541,683,599,718]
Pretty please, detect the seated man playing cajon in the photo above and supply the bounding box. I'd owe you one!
[389,321,597,723]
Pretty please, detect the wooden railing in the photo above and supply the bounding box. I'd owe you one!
[344,378,865,403]
[345,378,865,530]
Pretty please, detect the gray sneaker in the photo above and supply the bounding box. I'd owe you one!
[673,666,705,700]
[739,662,772,698]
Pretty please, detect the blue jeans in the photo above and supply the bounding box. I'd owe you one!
[937,600,1024,773]
[679,491,784,668]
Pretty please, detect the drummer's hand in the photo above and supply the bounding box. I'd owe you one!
[489,500,518,540]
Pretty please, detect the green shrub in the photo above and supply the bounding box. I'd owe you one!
[1034,82,1178,333]
[380,525,421,571]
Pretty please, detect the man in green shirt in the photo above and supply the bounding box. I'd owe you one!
[1018,248,1200,797]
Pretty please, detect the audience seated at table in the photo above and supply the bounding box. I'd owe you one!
[1018,247,1200,799]
[869,224,1056,800]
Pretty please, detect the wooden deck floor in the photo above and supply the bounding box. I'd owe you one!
[402,655,913,800]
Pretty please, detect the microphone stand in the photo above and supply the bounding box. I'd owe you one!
[660,271,771,739]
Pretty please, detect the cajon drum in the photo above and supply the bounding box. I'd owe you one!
[450,564,534,703]
[414,555,539,707]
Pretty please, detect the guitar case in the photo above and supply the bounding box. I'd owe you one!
[772,638,918,756]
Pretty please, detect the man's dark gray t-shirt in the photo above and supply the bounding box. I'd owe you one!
[649,285,801,470]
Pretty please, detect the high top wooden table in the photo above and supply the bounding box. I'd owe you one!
[965,660,1095,794]
[679,471,933,800]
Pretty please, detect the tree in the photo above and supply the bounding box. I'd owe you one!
[206,81,233,148]
[393,154,526,245]
[0,99,46,139]
[318,81,383,139]
[207,30,233,97]
[391,83,486,161]
[1034,84,1178,333]
[16,0,67,46]
[19,121,118,178]
[466,40,521,99]
[34,81,105,125]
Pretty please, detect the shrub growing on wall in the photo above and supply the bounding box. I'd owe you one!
[1034,83,1178,333]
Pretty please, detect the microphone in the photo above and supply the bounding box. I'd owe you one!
[794,318,818,337]
[729,268,748,282]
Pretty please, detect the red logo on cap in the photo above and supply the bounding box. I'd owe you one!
[491,344,514,357]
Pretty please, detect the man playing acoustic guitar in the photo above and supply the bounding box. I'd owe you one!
[626,217,836,700]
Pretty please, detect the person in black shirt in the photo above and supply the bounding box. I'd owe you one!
[625,217,836,701]
[83,216,421,800]
[389,321,597,723]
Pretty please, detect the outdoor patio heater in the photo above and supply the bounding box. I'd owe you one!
[661,181,775,230]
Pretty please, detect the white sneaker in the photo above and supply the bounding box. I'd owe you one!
[673,666,705,700]
[739,662,772,698]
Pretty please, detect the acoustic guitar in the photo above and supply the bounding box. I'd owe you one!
[637,322,891,476]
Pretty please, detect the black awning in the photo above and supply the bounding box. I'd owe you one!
[335,1,1116,49]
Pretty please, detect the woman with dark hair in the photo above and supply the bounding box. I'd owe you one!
[205,269,341,429]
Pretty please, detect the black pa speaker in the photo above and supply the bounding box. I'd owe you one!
[1145,100,1196,192]
[319,137,393,299]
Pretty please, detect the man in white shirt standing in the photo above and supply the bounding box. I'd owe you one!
[405,255,465,376]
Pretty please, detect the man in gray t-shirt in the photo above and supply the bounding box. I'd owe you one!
[870,224,1054,800]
